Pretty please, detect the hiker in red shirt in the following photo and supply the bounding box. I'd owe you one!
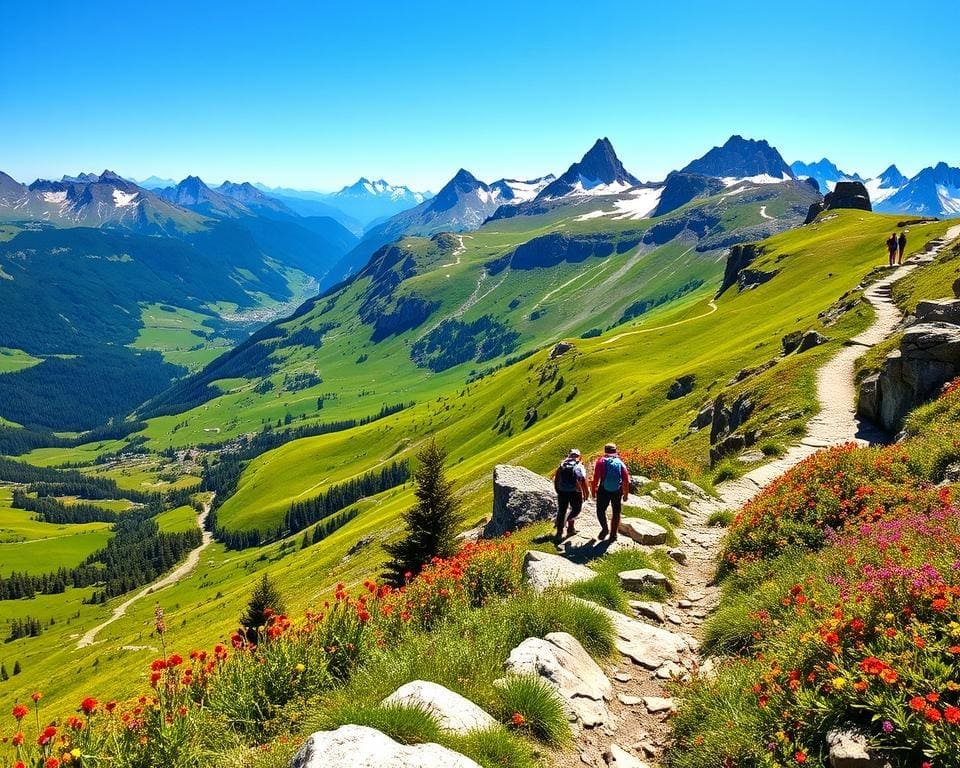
[590,443,630,542]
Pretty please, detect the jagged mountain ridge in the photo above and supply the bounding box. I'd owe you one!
[876,162,960,217]
[683,135,795,181]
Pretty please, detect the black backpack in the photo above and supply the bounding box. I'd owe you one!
[556,459,579,492]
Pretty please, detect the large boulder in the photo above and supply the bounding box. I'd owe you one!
[524,550,596,593]
[290,724,481,768]
[382,681,496,735]
[483,464,557,537]
[667,374,696,400]
[504,631,612,727]
[805,181,872,224]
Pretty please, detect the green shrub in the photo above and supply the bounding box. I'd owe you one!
[507,593,615,658]
[706,509,734,527]
[492,675,570,745]
[712,459,742,483]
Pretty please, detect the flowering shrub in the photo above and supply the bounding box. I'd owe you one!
[618,448,695,483]
[720,443,930,575]
[1,539,522,765]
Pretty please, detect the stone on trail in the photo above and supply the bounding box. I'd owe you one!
[524,550,596,593]
[679,480,710,499]
[629,600,666,624]
[603,744,652,768]
[504,632,612,728]
[667,548,687,564]
[290,724,481,768]
[618,569,671,591]
[382,680,496,735]
[617,518,669,545]
[642,696,675,714]
[484,464,557,537]
[588,602,695,669]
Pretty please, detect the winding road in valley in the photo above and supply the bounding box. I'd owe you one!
[76,497,215,649]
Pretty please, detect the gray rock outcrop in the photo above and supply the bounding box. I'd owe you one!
[805,180,872,224]
[290,724,481,768]
[709,391,756,463]
[667,374,696,400]
[858,315,960,431]
[382,681,496,735]
[826,728,885,767]
[484,464,556,537]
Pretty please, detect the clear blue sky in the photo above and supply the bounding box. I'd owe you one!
[3,0,957,191]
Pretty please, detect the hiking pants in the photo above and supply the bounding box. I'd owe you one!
[556,491,583,529]
[596,488,623,529]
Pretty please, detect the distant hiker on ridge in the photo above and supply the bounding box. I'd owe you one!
[553,448,588,541]
[898,231,907,265]
[590,443,630,542]
[887,233,899,267]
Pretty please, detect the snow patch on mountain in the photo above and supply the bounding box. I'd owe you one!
[42,191,68,204]
[721,173,792,188]
[112,190,139,208]
[612,187,664,219]
[863,177,900,205]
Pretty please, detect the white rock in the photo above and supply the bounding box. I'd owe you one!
[524,550,596,593]
[826,728,885,767]
[643,696,675,714]
[680,480,711,499]
[290,724,481,768]
[657,482,678,494]
[618,569,671,591]
[604,744,652,768]
[617,518,669,545]
[617,694,643,705]
[504,632,611,727]
[382,680,496,735]
[587,603,695,670]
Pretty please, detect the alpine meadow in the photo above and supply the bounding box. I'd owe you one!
[2,3,960,767]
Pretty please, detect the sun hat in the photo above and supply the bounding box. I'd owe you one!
[604,443,618,454]
[568,448,581,457]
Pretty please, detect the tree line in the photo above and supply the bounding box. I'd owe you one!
[11,490,120,524]
[207,461,408,550]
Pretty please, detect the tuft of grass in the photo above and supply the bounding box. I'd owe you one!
[492,675,570,746]
[508,593,616,658]
[448,728,539,768]
[314,702,442,745]
[707,509,735,527]
[759,441,785,457]
[569,573,630,612]
[712,459,743,483]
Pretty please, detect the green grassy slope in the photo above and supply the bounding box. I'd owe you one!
[1,212,950,716]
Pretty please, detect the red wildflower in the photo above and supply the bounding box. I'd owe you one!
[11,703,28,721]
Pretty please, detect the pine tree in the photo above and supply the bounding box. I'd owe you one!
[1,664,8,681]
[239,573,286,643]
[12,661,21,675]
[383,438,464,586]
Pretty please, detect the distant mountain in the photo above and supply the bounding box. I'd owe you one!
[790,158,862,194]
[157,176,246,218]
[136,175,178,189]
[254,187,364,234]
[325,169,506,285]
[322,178,432,228]
[536,138,640,199]
[877,162,960,217]
[0,170,205,235]
[863,165,908,206]
[683,135,794,182]
[217,180,298,219]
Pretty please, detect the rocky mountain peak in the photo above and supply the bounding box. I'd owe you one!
[536,138,640,199]
[683,136,794,180]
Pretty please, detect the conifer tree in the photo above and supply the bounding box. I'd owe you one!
[239,573,286,643]
[383,438,464,586]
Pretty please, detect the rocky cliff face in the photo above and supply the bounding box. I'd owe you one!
[858,299,960,431]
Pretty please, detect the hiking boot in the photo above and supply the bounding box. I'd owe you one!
[598,526,609,540]
[566,523,577,538]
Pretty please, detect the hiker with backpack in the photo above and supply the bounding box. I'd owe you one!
[554,449,589,541]
[590,443,630,542]
[898,231,907,265]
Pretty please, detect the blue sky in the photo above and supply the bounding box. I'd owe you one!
[3,0,958,191]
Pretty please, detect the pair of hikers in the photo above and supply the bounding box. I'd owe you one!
[553,443,630,542]
[887,231,907,266]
